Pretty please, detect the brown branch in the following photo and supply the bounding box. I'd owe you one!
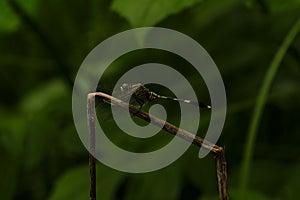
[87,92,229,200]
[215,150,229,200]
[87,96,96,200]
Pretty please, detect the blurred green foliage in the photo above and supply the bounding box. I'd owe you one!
[0,0,300,199]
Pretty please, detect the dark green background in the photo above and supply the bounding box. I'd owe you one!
[1,0,300,199]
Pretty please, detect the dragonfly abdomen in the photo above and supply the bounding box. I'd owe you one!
[157,95,211,109]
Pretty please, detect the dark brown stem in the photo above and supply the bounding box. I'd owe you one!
[87,95,96,200]
[215,150,229,200]
[87,92,229,200]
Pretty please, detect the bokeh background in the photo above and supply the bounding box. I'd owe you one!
[1,0,300,199]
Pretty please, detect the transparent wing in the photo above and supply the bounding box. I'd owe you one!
[96,83,143,123]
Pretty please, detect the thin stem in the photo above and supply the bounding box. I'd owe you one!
[216,150,229,200]
[240,17,300,196]
[88,92,228,199]
[87,95,96,200]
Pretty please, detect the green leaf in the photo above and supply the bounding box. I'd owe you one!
[243,0,300,13]
[19,79,71,169]
[0,0,40,33]
[124,165,182,200]
[48,165,126,200]
[267,0,300,13]
[48,166,90,200]
[0,109,26,200]
[228,188,276,200]
[20,79,69,113]
[0,155,20,200]
[15,0,40,16]
[280,163,300,200]
[111,0,203,27]
[0,110,26,155]
[96,165,126,200]
[0,0,20,32]
[185,154,216,193]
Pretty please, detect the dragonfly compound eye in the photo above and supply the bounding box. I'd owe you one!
[120,83,129,92]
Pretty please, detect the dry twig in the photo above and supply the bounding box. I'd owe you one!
[87,92,229,200]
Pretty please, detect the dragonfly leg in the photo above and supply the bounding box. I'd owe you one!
[132,96,144,114]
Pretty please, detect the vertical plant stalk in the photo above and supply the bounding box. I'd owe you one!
[87,95,96,200]
[216,150,229,200]
[87,92,229,200]
[240,17,300,195]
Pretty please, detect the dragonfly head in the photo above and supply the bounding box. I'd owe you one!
[120,83,130,92]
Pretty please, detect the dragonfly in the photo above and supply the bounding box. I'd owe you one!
[116,83,211,110]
